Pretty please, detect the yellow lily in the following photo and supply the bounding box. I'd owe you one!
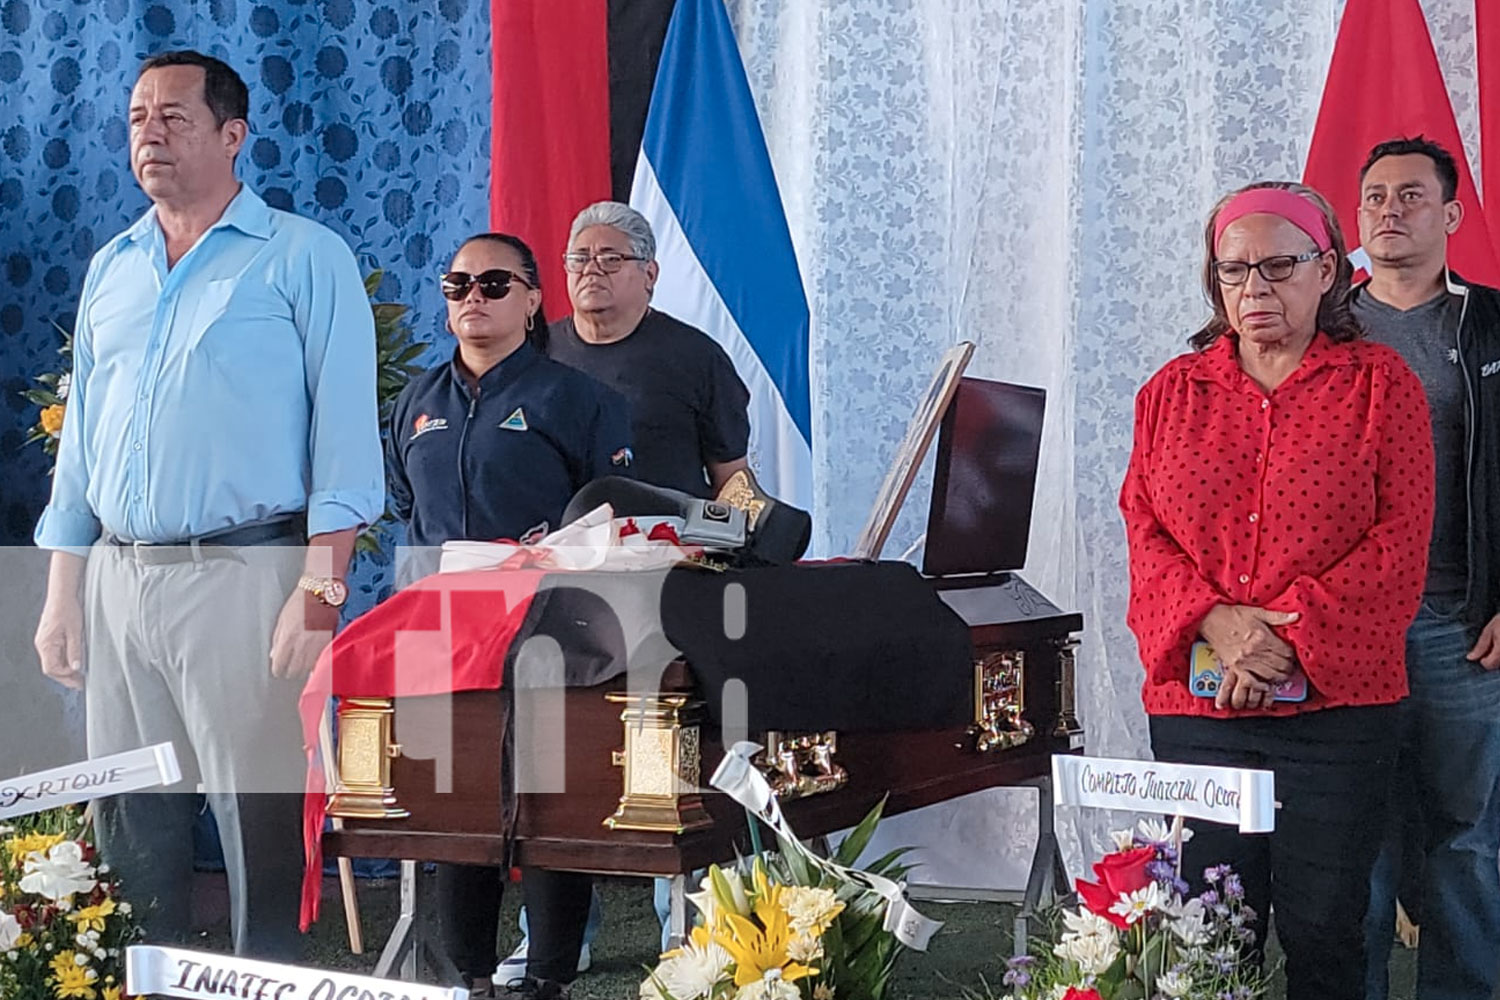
[714,901,817,988]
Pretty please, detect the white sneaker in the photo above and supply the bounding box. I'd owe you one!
[492,941,591,987]
[493,940,529,988]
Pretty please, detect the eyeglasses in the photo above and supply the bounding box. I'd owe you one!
[562,250,647,274]
[440,269,532,301]
[1213,250,1325,286]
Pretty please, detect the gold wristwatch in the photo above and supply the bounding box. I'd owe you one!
[298,575,349,608]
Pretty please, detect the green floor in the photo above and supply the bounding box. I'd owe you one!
[193,873,1422,998]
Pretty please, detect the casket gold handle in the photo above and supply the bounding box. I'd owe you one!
[328,697,410,820]
[603,692,712,834]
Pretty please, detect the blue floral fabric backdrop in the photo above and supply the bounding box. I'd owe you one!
[0,0,493,608]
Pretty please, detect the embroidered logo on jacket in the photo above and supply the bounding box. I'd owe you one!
[500,408,528,431]
[611,447,633,467]
[412,414,449,439]
[1482,358,1500,378]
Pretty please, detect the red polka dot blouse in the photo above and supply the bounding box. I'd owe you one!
[1120,332,1435,717]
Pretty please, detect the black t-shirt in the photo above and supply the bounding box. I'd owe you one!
[547,309,750,497]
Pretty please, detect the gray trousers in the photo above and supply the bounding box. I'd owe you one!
[84,541,307,959]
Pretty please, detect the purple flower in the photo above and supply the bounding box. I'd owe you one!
[1240,905,1258,924]
[1198,889,1220,908]
[1002,956,1035,988]
[1222,873,1244,900]
[1204,864,1231,884]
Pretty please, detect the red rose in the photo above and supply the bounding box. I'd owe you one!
[1074,845,1155,929]
[1063,988,1103,1000]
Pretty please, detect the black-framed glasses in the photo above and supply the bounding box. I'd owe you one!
[1213,250,1325,286]
[440,268,532,301]
[562,250,647,274]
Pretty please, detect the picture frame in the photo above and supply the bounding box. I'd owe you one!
[851,340,976,559]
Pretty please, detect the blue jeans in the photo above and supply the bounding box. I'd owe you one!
[653,874,704,953]
[1365,604,1500,1000]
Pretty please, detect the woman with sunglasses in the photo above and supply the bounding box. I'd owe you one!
[384,232,631,1000]
[1120,182,1434,1000]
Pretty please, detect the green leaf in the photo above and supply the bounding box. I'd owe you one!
[861,846,915,877]
[833,796,889,867]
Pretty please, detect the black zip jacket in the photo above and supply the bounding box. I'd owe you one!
[1449,272,1500,628]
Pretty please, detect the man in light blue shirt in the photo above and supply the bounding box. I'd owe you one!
[31,51,382,959]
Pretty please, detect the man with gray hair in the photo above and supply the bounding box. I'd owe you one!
[547,200,750,496]
[492,200,752,988]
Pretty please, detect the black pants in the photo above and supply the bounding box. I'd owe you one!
[437,863,593,984]
[1150,705,1397,1000]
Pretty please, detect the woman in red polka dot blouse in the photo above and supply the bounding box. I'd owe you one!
[1120,182,1434,1000]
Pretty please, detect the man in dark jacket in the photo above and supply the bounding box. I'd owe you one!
[1355,136,1500,1000]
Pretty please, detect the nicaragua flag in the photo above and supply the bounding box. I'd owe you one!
[628,0,814,510]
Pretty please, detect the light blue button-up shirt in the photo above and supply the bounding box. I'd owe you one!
[35,186,384,549]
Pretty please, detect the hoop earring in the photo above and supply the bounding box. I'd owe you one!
[526,313,535,332]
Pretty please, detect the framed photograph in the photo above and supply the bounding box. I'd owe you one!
[852,340,976,559]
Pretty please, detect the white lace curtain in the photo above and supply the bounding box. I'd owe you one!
[725,0,1484,883]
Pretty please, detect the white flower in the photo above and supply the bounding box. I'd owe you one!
[1157,970,1194,998]
[685,881,720,927]
[640,936,732,1000]
[692,867,751,919]
[1108,882,1168,925]
[786,931,823,964]
[1108,829,1136,851]
[1059,907,1117,940]
[1137,817,1193,845]
[1168,899,1211,946]
[733,970,801,1000]
[56,373,71,402]
[780,886,843,937]
[0,909,21,952]
[19,841,96,902]
[1054,930,1120,975]
[117,902,132,915]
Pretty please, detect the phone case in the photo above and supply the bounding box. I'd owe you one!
[1189,640,1308,702]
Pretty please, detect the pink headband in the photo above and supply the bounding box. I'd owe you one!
[1213,188,1332,253]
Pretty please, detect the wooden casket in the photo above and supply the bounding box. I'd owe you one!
[322,567,1084,878]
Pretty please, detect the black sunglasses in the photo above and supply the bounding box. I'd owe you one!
[440,268,533,301]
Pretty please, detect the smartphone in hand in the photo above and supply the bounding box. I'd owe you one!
[1189,640,1308,702]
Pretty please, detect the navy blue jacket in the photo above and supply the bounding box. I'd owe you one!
[386,343,633,549]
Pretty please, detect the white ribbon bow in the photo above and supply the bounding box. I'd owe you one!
[710,741,943,950]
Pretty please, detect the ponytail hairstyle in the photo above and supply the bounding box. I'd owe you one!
[454,232,549,351]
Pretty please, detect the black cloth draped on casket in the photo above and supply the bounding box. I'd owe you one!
[507,561,973,732]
